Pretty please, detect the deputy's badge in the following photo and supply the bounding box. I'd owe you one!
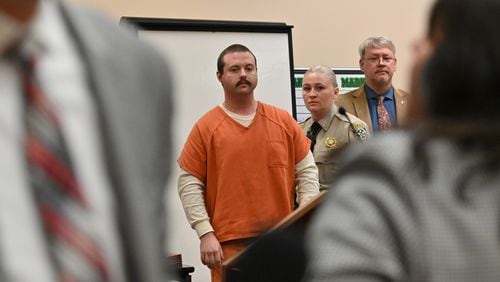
[353,124,368,141]
[325,137,337,148]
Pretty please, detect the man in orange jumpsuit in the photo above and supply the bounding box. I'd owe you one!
[177,44,319,281]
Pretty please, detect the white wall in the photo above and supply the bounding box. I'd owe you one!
[71,0,435,90]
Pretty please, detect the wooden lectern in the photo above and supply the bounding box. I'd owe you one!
[221,191,327,282]
[167,252,195,282]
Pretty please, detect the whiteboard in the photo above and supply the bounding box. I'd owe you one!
[140,30,294,134]
[120,17,296,282]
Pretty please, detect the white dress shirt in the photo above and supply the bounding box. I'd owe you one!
[0,1,124,281]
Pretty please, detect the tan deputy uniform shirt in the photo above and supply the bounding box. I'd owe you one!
[300,105,369,190]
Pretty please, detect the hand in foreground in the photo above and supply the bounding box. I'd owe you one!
[200,232,224,269]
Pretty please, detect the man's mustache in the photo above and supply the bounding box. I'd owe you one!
[236,80,251,87]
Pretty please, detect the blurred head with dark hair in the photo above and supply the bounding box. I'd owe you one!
[412,0,500,127]
[409,0,500,181]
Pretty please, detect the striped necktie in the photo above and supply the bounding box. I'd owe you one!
[377,96,392,130]
[21,56,109,282]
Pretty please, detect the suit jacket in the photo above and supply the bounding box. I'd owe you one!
[60,3,173,282]
[336,84,410,133]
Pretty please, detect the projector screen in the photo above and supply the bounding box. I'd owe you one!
[120,17,296,281]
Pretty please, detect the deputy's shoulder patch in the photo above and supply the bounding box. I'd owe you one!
[353,124,368,141]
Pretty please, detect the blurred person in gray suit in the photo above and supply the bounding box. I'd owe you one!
[0,0,172,281]
[306,0,500,281]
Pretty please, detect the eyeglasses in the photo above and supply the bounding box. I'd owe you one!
[364,56,395,64]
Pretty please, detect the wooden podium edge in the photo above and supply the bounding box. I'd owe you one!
[269,190,327,232]
[221,190,327,280]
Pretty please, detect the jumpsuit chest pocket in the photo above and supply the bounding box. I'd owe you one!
[267,140,288,167]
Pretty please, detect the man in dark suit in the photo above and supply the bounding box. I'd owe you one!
[0,0,172,281]
[336,36,411,133]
